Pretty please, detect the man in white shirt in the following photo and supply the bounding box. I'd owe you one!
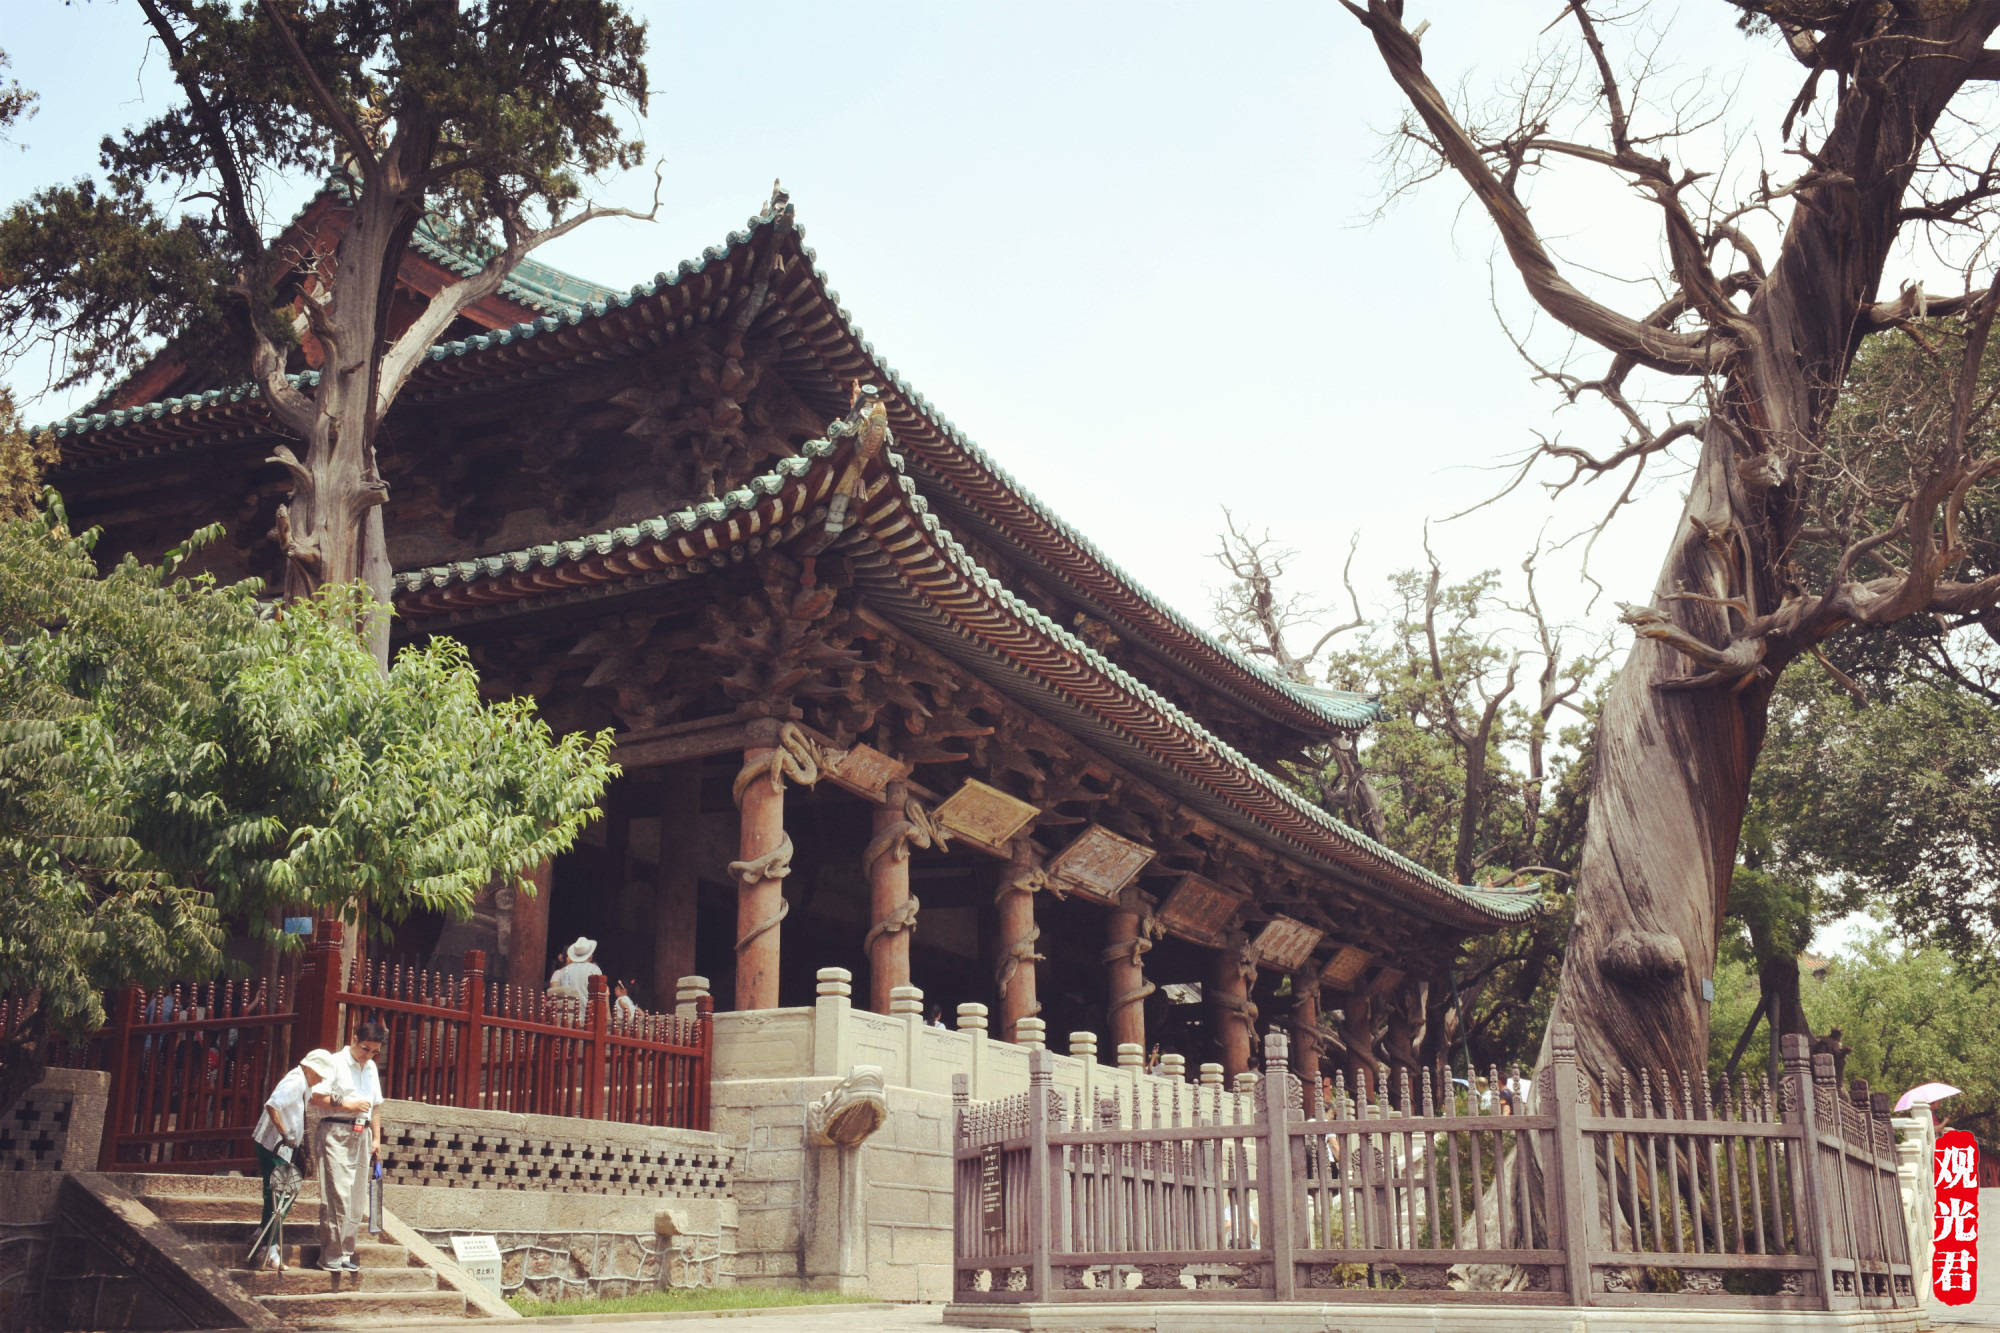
[548,936,602,1003]
[310,1022,387,1272]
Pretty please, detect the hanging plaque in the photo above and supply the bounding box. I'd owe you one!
[935,780,1039,853]
[1157,873,1243,945]
[980,1142,1005,1234]
[1321,945,1372,990]
[1046,825,1154,903]
[1250,916,1324,972]
[822,742,911,801]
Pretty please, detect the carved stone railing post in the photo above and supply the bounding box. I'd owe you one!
[1892,1101,1936,1317]
[866,783,944,1014]
[1025,1047,1055,1299]
[1782,1033,1838,1310]
[1258,1032,1298,1300]
[890,984,924,1086]
[1069,1031,1098,1120]
[1015,1017,1047,1052]
[1116,1042,1143,1121]
[1546,1022,1592,1305]
[813,967,854,1079]
[674,975,712,1021]
[957,1002,988,1099]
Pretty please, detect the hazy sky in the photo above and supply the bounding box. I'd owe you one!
[0,3,1863,660]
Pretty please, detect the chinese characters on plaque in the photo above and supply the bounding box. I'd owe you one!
[1934,1129,1979,1306]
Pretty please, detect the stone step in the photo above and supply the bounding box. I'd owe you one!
[200,1239,410,1269]
[255,1289,468,1324]
[145,1192,327,1225]
[110,1171,274,1199]
[227,1265,439,1295]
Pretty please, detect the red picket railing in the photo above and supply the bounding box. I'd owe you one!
[2,917,712,1174]
[98,978,301,1174]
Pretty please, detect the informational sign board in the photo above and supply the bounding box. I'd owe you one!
[282,916,315,936]
[1933,1130,1979,1306]
[980,1143,1005,1235]
[449,1234,504,1298]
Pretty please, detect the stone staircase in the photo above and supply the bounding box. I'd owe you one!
[109,1173,472,1326]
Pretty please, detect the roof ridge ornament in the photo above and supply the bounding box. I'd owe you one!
[767,178,793,220]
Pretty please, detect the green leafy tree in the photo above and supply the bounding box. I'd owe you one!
[1,495,616,1101]
[0,1,652,659]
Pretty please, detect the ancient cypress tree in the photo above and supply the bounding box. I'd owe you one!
[1346,0,2000,1080]
[0,1,653,659]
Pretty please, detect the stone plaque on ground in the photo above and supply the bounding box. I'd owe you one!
[1047,825,1154,903]
[1251,916,1323,972]
[449,1235,503,1297]
[1157,873,1243,944]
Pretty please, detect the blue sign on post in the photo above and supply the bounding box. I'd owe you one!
[283,916,315,936]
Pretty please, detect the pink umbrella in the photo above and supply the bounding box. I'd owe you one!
[1895,1082,1962,1112]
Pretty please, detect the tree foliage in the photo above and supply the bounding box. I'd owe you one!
[0,2,653,656]
[0,495,617,1049]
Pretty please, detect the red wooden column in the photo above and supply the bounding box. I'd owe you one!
[1289,969,1323,1107]
[1342,990,1378,1100]
[1103,892,1153,1054]
[1210,935,1257,1079]
[865,782,918,1014]
[995,845,1044,1043]
[652,762,702,1008]
[731,727,792,1011]
[506,860,553,994]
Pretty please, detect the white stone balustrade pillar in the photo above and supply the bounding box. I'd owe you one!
[674,975,711,1021]
[890,984,923,1086]
[957,1002,988,1099]
[813,967,854,1078]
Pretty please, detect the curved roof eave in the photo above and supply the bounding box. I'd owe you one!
[392,418,1542,933]
[38,195,1375,739]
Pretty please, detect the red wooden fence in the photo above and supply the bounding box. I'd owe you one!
[4,918,712,1174]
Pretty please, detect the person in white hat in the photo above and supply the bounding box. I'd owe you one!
[548,936,602,1003]
[250,1048,339,1270]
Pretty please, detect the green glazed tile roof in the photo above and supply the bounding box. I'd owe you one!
[40,192,1376,740]
[394,414,1541,932]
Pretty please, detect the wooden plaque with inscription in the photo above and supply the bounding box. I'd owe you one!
[1047,825,1155,903]
[1321,944,1373,990]
[1250,916,1324,972]
[935,779,1039,853]
[1157,872,1243,945]
[822,742,912,801]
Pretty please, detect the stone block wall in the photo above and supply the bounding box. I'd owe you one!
[0,1069,110,1328]
[378,1099,737,1303]
[701,969,1236,1304]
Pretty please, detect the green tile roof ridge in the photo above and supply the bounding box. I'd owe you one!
[408,220,620,317]
[392,435,840,592]
[39,191,1372,736]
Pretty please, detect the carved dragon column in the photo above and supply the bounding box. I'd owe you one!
[1210,931,1259,1079]
[729,721,819,1010]
[1103,888,1159,1055]
[1342,991,1379,1101]
[1289,968,1324,1105]
[863,783,947,1014]
[994,843,1053,1044]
